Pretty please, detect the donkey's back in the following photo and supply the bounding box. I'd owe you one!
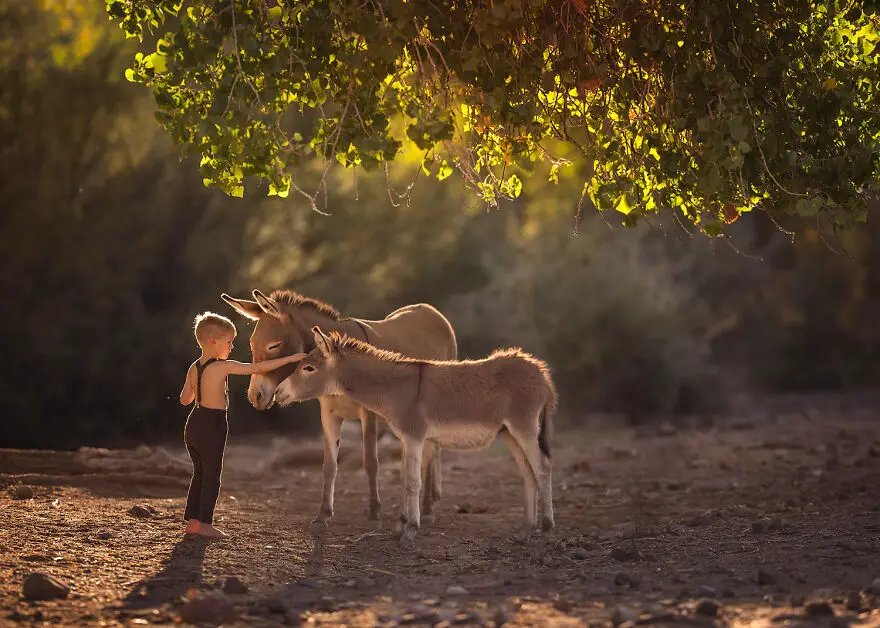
[415,348,556,447]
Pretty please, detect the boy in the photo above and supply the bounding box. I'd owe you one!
[179,311,305,538]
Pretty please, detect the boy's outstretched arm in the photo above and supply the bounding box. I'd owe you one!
[222,353,308,376]
[180,364,196,405]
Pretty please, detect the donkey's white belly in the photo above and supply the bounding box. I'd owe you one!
[425,424,499,450]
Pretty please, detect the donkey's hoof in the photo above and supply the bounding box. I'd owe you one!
[367,503,382,522]
[310,514,331,535]
[541,517,555,538]
[401,522,419,543]
[513,526,533,544]
[420,514,435,526]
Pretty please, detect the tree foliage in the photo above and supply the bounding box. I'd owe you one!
[108,0,880,234]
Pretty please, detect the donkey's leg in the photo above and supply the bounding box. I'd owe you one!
[359,408,382,521]
[498,429,538,543]
[314,405,344,525]
[400,438,425,543]
[509,424,554,537]
[420,440,437,525]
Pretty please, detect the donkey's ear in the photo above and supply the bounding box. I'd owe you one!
[312,326,334,358]
[221,293,263,321]
[252,289,282,319]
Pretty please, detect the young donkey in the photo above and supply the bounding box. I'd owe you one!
[286,327,558,543]
[222,290,457,526]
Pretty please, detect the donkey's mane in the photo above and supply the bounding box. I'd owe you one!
[327,331,550,372]
[270,289,342,321]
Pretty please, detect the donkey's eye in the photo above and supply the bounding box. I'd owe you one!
[267,342,281,351]
[302,365,316,373]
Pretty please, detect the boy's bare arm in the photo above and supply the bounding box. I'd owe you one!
[222,353,308,376]
[179,364,196,405]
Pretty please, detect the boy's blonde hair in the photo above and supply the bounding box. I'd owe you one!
[193,311,237,346]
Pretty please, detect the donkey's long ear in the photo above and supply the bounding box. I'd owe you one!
[252,289,282,319]
[221,293,263,320]
[312,326,334,358]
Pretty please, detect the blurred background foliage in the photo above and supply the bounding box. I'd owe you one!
[2,1,880,449]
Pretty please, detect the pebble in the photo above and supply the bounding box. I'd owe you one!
[11,486,34,500]
[178,591,236,625]
[751,520,769,534]
[695,598,721,617]
[128,505,155,518]
[97,531,111,540]
[696,585,718,598]
[804,601,834,617]
[492,604,510,625]
[610,605,637,626]
[611,547,639,562]
[220,575,248,594]
[445,585,468,596]
[572,548,590,560]
[845,592,863,611]
[553,596,573,612]
[315,596,335,612]
[22,572,69,601]
[757,568,779,585]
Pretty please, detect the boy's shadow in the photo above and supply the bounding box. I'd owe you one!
[120,537,210,610]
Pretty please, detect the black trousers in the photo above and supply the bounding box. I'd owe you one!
[183,406,228,524]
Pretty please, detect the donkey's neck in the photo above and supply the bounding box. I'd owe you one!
[292,309,366,343]
[336,358,418,418]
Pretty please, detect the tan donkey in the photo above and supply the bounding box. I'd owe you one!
[222,290,457,526]
[284,326,557,543]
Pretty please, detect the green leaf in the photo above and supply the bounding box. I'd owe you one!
[728,117,749,143]
[437,160,453,181]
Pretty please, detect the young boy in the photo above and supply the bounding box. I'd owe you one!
[179,311,305,538]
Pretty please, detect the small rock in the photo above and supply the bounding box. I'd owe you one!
[445,585,468,596]
[610,605,637,626]
[11,486,34,500]
[258,597,286,614]
[572,548,590,560]
[696,585,718,598]
[553,596,573,612]
[658,421,677,437]
[220,575,248,594]
[22,573,69,601]
[768,518,789,532]
[695,598,721,617]
[315,596,335,612]
[128,505,154,518]
[757,568,779,586]
[751,520,769,534]
[97,531,111,540]
[845,591,863,612]
[804,601,834,617]
[178,591,236,625]
[613,573,630,586]
[492,604,510,626]
[866,577,880,594]
[344,579,357,588]
[611,546,639,562]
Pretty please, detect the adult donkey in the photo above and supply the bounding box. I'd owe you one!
[221,289,457,525]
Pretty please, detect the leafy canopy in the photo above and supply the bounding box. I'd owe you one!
[107,0,880,234]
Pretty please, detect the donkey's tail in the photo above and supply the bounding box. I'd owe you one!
[537,372,558,460]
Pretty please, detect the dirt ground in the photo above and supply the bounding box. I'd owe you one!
[2,393,880,627]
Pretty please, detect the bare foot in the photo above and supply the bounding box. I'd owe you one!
[197,523,228,539]
[184,519,200,535]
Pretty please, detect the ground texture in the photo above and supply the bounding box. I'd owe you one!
[1,394,880,627]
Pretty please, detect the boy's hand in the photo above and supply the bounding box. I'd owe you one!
[287,353,308,363]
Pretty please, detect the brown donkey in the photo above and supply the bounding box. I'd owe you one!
[221,290,457,525]
[286,326,557,543]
